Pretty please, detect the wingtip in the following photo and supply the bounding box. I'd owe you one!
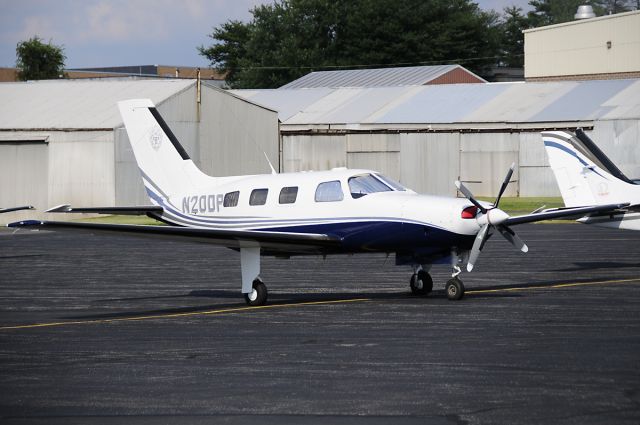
[46,204,71,213]
[7,220,43,228]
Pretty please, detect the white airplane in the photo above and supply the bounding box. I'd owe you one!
[8,100,625,306]
[542,129,639,231]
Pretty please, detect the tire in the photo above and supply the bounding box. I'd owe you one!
[410,270,433,296]
[244,279,268,306]
[446,278,465,301]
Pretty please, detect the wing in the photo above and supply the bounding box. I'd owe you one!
[46,204,163,216]
[0,206,34,214]
[8,220,343,255]
[504,203,629,226]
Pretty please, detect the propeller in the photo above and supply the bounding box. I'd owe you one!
[455,163,528,272]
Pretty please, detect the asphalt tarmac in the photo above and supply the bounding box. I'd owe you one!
[1,223,640,424]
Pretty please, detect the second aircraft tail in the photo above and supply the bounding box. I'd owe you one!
[542,129,640,208]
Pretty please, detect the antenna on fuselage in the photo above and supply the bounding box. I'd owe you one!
[264,152,277,174]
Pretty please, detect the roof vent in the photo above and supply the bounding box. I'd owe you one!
[574,5,596,19]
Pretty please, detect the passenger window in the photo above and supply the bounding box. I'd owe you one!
[223,191,239,207]
[315,181,344,202]
[279,186,298,204]
[249,188,268,206]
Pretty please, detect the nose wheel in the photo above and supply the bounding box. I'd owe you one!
[410,270,433,296]
[445,277,465,301]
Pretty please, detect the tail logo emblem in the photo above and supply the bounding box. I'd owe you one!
[150,127,163,150]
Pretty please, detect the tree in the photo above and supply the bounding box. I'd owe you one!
[15,36,66,81]
[199,0,502,88]
[498,6,529,68]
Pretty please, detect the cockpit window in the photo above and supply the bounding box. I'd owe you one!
[375,174,406,191]
[348,174,392,199]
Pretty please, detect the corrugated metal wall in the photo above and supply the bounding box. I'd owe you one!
[282,130,573,197]
[0,138,48,223]
[199,87,279,177]
[591,120,640,179]
[0,130,115,224]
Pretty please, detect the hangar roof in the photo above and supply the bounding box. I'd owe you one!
[0,79,194,130]
[233,78,640,129]
[279,65,485,89]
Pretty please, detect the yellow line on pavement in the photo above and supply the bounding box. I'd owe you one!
[0,298,371,331]
[466,277,640,295]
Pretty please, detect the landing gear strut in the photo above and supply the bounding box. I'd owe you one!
[410,269,433,296]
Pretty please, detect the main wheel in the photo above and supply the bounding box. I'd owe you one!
[244,279,268,306]
[410,270,433,296]
[445,278,465,301]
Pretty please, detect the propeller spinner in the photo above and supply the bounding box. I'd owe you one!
[456,163,528,272]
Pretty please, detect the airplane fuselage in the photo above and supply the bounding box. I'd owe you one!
[143,167,480,259]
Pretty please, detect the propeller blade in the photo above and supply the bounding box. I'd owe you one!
[494,163,515,208]
[467,223,491,272]
[496,225,528,253]
[455,181,487,214]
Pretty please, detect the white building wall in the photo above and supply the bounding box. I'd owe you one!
[525,11,640,80]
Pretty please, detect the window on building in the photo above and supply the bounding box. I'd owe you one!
[249,188,268,206]
[279,186,298,204]
[315,180,344,202]
[223,191,239,207]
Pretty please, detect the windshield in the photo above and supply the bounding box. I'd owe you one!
[348,174,393,198]
[375,173,406,191]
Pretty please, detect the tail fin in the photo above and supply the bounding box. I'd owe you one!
[542,130,640,207]
[117,99,215,203]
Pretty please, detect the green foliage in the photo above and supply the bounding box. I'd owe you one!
[498,6,529,67]
[15,36,66,81]
[200,0,503,88]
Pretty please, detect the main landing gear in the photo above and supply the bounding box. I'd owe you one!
[410,268,433,296]
[409,254,466,301]
[244,278,268,306]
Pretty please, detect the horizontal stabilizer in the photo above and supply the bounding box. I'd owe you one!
[8,220,343,255]
[505,203,629,226]
[0,206,34,214]
[46,205,163,216]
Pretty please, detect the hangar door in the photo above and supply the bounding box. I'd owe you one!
[0,140,48,216]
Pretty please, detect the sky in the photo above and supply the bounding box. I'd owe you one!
[1,0,532,69]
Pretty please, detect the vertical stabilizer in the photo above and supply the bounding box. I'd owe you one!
[118,99,214,204]
[542,130,639,207]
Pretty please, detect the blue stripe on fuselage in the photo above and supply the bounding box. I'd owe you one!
[263,221,475,254]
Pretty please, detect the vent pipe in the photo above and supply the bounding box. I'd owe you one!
[575,5,596,19]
